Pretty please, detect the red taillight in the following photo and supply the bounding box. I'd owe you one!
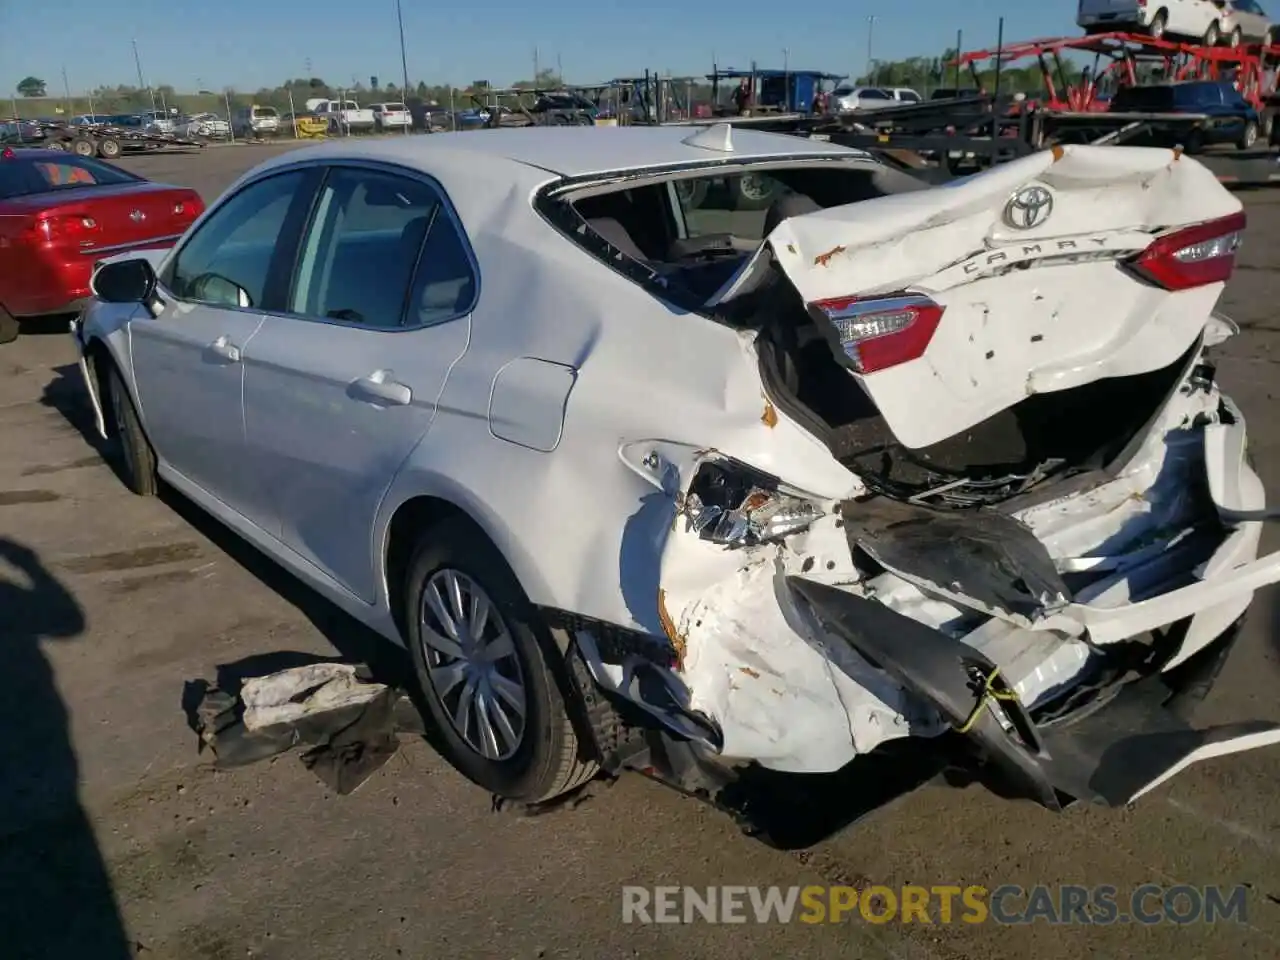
[807,293,945,374]
[26,213,100,244]
[1128,211,1246,291]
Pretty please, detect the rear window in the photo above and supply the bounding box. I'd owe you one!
[0,155,141,200]
[252,107,278,118]
[1110,85,1176,111]
[385,103,407,111]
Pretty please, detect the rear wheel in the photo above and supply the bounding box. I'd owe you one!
[1205,21,1222,46]
[96,137,121,159]
[105,364,158,496]
[404,517,597,803]
[70,136,95,157]
[1229,26,1244,49]
[1148,11,1168,40]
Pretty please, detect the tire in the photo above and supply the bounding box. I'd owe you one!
[734,172,779,210]
[70,136,95,157]
[1148,11,1168,40]
[1229,26,1243,49]
[0,306,18,345]
[403,517,597,803]
[96,137,121,159]
[1205,21,1221,47]
[1238,120,1259,150]
[673,179,708,210]
[105,364,158,496]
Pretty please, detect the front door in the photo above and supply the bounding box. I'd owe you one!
[242,164,477,601]
[129,169,315,521]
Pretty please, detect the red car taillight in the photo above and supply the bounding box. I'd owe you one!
[1127,211,1246,291]
[25,212,100,244]
[807,293,945,374]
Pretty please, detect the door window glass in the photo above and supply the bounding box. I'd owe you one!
[165,171,307,308]
[289,168,441,328]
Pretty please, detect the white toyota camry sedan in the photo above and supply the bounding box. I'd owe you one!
[73,125,1280,821]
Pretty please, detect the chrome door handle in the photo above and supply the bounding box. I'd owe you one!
[350,371,412,406]
[207,335,241,363]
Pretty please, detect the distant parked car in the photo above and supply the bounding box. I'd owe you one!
[232,105,281,138]
[1220,0,1275,47]
[371,102,413,131]
[1110,80,1263,149]
[1078,0,1272,46]
[184,112,231,138]
[0,148,203,343]
[829,86,895,114]
[884,87,923,103]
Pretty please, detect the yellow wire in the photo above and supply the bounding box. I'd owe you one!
[952,666,1022,735]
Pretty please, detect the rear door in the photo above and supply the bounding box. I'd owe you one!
[240,163,476,602]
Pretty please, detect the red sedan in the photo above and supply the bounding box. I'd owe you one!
[0,147,203,343]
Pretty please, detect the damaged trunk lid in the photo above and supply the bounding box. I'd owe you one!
[717,144,1244,450]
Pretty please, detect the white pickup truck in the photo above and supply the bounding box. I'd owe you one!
[304,98,376,134]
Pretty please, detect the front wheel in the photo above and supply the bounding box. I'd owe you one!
[404,518,598,803]
[1230,26,1244,49]
[1205,21,1222,46]
[1148,11,1168,40]
[97,137,121,159]
[106,364,157,496]
[1239,120,1259,150]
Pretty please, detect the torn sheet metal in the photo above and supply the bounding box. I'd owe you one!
[188,661,425,795]
[842,496,1071,623]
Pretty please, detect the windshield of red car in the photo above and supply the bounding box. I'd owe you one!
[0,154,142,201]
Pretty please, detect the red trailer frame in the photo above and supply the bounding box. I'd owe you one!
[953,32,1279,113]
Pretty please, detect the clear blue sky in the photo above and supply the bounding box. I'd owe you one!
[3,0,1075,95]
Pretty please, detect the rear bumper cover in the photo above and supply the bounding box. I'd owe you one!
[789,578,1280,809]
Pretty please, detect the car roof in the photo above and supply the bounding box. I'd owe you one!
[258,124,870,180]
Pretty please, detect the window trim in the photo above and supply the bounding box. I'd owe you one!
[256,158,481,333]
[157,167,321,316]
[152,158,480,333]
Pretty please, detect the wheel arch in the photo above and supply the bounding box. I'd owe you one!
[381,489,555,642]
[83,335,121,439]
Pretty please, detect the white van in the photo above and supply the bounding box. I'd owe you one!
[1077,0,1222,43]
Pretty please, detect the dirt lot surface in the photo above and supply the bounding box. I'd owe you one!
[2,140,1280,960]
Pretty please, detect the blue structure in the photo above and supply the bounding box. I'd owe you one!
[708,66,846,114]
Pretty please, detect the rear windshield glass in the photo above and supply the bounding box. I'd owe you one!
[1111,86,1177,110]
[253,107,278,118]
[385,103,406,111]
[0,155,140,200]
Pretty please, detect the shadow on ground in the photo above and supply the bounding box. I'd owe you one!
[40,363,434,737]
[0,537,133,960]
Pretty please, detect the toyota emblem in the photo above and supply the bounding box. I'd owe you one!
[129,209,145,223]
[1003,185,1053,230]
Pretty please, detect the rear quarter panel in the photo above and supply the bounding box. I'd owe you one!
[374,163,854,634]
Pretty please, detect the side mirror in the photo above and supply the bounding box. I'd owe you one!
[92,258,156,305]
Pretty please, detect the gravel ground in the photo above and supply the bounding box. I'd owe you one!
[1,140,1278,960]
